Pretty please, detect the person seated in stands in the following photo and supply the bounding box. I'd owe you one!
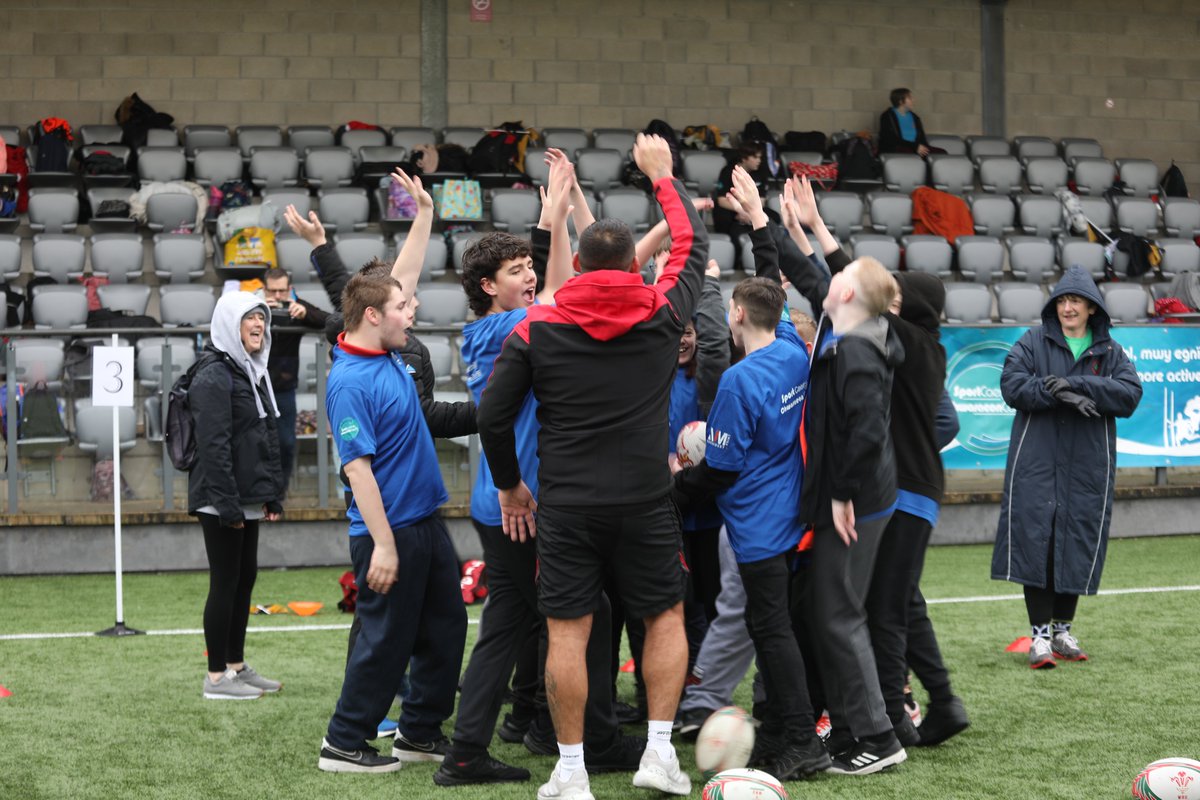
[712,142,766,237]
[878,88,944,157]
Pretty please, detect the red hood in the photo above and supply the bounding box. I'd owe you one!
[545,271,668,342]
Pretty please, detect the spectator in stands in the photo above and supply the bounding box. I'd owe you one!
[261,266,328,493]
[992,266,1142,669]
[712,142,765,237]
[878,88,942,157]
[191,291,285,701]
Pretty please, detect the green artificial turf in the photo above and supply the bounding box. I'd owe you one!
[1,536,1199,799]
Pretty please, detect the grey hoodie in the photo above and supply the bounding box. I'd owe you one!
[209,291,280,419]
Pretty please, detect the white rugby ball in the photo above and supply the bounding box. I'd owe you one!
[694,706,755,779]
[676,420,707,467]
[702,767,788,800]
[1133,758,1200,800]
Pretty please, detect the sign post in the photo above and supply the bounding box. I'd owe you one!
[94,334,143,637]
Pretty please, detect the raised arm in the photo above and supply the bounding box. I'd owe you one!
[536,153,577,303]
[636,219,671,271]
[545,147,596,235]
[284,204,348,311]
[388,169,434,304]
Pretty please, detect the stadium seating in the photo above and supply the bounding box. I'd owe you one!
[955,235,1005,283]
[943,283,993,323]
[89,233,144,283]
[867,191,913,238]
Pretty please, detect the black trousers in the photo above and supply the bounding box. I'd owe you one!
[1023,534,1079,625]
[905,587,953,705]
[200,513,259,673]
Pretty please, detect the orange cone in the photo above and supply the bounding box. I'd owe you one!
[1005,636,1032,653]
[0,684,12,698]
[619,658,636,673]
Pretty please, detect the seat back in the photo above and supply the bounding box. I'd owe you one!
[249,147,301,188]
[317,188,369,233]
[816,192,864,240]
[1023,158,1068,194]
[235,126,284,158]
[159,286,216,326]
[977,157,1022,194]
[334,233,388,270]
[969,194,1015,237]
[927,155,973,194]
[490,188,541,232]
[287,125,335,153]
[995,283,1045,323]
[192,147,244,186]
[97,284,152,316]
[1016,194,1063,237]
[542,128,590,154]
[304,147,355,189]
[153,233,207,282]
[31,234,87,282]
[1072,158,1115,196]
[955,235,1005,283]
[136,147,187,183]
[943,283,993,323]
[414,287,469,327]
[90,234,145,283]
[848,234,901,272]
[600,189,652,232]
[680,151,727,195]
[146,193,198,232]
[900,235,952,278]
[28,191,80,233]
[31,286,89,328]
[1006,236,1056,283]
[182,125,231,158]
[867,192,913,238]
[575,149,624,194]
[881,153,927,194]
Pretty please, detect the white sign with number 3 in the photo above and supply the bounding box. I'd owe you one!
[92,346,135,407]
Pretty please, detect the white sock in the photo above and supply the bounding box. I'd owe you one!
[556,742,585,779]
[646,720,675,760]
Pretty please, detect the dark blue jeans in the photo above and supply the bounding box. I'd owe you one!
[325,515,467,750]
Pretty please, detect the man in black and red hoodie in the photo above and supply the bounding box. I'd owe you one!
[478,134,707,800]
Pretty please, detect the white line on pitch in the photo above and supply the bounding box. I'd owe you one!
[925,584,1200,605]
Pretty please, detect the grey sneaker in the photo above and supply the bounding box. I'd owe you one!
[1029,637,1057,670]
[631,748,691,795]
[203,668,263,700]
[236,665,282,693]
[537,767,595,800]
[1051,631,1089,662]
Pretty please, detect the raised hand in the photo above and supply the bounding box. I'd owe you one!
[392,167,432,212]
[633,133,673,183]
[283,204,326,247]
[705,259,720,279]
[729,165,767,229]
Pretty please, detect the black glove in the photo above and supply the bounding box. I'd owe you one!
[1057,390,1100,418]
[265,500,284,516]
[1043,375,1071,396]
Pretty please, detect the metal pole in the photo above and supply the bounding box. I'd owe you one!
[6,341,17,513]
[111,333,125,625]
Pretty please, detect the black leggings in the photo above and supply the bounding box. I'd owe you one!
[200,513,260,673]
[1023,535,1079,626]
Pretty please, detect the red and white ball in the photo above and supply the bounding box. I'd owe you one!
[676,421,707,467]
[694,706,756,779]
[701,768,788,800]
[1133,758,1200,800]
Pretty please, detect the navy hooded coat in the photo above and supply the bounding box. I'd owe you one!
[991,266,1142,595]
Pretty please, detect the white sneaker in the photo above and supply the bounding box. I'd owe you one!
[632,748,691,795]
[537,767,595,800]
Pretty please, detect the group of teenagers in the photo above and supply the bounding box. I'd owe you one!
[188,128,1142,800]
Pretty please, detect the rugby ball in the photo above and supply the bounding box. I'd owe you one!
[695,706,755,779]
[676,421,707,467]
[702,768,788,800]
[1133,758,1200,800]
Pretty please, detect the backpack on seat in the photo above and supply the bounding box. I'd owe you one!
[19,381,67,440]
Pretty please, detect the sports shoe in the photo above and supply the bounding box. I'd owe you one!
[827,735,907,776]
[677,707,713,742]
[1029,637,1057,670]
[771,737,832,780]
[904,691,923,726]
[814,711,832,740]
[376,718,399,739]
[1051,631,1089,662]
[392,732,451,762]
[318,738,403,773]
[587,734,646,773]
[615,700,646,725]
[748,729,785,767]
[433,753,529,786]
[823,728,856,760]
[632,748,691,795]
[893,714,920,748]
[497,713,530,744]
[538,767,595,800]
[203,669,263,700]
[235,665,281,693]
[916,696,970,747]
[523,718,558,756]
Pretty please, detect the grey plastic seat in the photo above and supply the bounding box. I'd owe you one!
[182,125,231,159]
[78,143,132,170]
[414,286,469,328]
[575,149,624,194]
[0,234,21,281]
[79,124,123,145]
[900,235,952,278]
[995,283,1045,324]
[137,147,187,183]
[522,147,551,186]
[1059,239,1107,281]
[1061,138,1103,163]
[135,337,195,389]
[145,193,198,232]
[1074,195,1113,232]
[32,234,87,282]
[1100,284,1150,323]
[249,146,301,188]
[817,192,864,240]
[848,234,901,272]
[334,233,388,271]
[681,151,726,196]
[358,146,408,179]
[881,153,926,194]
[31,285,88,329]
[394,233,448,281]
[1006,236,1057,283]
[490,188,541,232]
[1115,159,1158,197]
[339,128,388,163]
[1072,158,1116,196]
[1015,194,1063,237]
[275,233,317,283]
[421,334,455,385]
[867,192,913,238]
[566,192,599,238]
[295,333,326,390]
[442,127,484,151]
[978,157,1022,194]
[451,232,488,272]
[159,285,216,327]
[967,136,1009,164]
[86,187,138,232]
[192,147,244,187]
[0,125,20,145]
[153,233,207,283]
[1024,158,1069,194]
[928,155,973,194]
[708,235,736,278]
[1163,197,1200,238]
[305,147,355,189]
[12,341,66,385]
[389,126,438,152]
[27,190,80,233]
[287,125,335,153]
[293,282,336,314]
[1014,137,1057,163]
[1114,196,1159,237]
[955,235,1005,283]
[600,189,651,232]
[593,129,636,155]
[89,233,144,283]
[926,134,967,156]
[97,283,151,316]
[968,194,1016,237]
[235,126,283,160]
[317,188,369,233]
[75,402,137,458]
[1158,239,1200,277]
[542,128,590,155]
[943,283,993,323]
[145,128,178,147]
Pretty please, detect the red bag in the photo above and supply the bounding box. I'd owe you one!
[789,161,838,191]
[337,570,357,613]
[3,145,29,213]
[1155,296,1191,322]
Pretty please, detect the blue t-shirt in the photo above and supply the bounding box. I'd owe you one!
[704,316,809,563]
[894,108,917,144]
[327,345,449,536]
[461,308,541,526]
[669,366,723,532]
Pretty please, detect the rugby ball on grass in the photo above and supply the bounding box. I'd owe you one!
[702,768,788,800]
[676,421,707,467]
[1133,758,1200,800]
[694,706,755,779]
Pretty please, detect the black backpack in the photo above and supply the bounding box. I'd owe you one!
[836,136,881,183]
[32,123,71,173]
[785,131,828,154]
[1161,162,1189,198]
[19,381,67,440]
[740,117,781,179]
[165,355,229,471]
[467,122,527,175]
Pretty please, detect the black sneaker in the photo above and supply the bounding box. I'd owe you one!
[393,732,451,763]
[748,729,785,768]
[522,718,557,756]
[614,700,645,725]
[497,713,530,744]
[824,728,856,760]
[318,738,403,773]
[771,737,833,780]
[678,707,714,742]
[827,734,907,776]
[917,696,970,747]
[433,753,530,786]
[586,734,646,773]
[893,714,920,748]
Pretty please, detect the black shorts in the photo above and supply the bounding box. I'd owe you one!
[535,497,688,620]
